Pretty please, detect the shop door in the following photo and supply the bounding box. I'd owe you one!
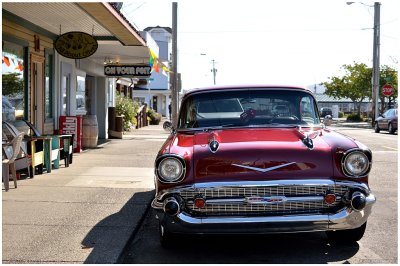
[31,54,45,133]
[153,96,158,112]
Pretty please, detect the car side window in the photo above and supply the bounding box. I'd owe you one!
[300,96,318,124]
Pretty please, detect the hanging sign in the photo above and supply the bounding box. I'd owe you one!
[104,65,152,78]
[54,31,98,59]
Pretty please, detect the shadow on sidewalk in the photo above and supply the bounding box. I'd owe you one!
[81,190,154,264]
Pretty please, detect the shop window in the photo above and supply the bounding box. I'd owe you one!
[61,75,70,115]
[133,97,145,105]
[45,50,53,120]
[76,75,86,115]
[2,40,26,121]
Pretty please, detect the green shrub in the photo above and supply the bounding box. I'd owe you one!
[346,113,363,122]
[147,108,162,125]
[338,111,344,118]
[115,92,140,131]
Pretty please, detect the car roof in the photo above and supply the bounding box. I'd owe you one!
[183,85,311,98]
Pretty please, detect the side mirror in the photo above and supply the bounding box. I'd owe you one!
[323,115,332,126]
[163,121,173,133]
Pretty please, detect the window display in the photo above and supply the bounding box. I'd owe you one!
[2,40,25,121]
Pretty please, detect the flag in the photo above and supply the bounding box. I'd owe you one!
[149,49,156,68]
[3,56,10,67]
[154,60,160,73]
[148,49,171,73]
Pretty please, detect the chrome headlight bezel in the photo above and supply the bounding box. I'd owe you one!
[341,149,371,178]
[156,155,186,183]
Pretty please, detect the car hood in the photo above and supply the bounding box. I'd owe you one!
[191,128,335,182]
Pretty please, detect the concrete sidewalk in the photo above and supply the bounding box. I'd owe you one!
[2,122,169,263]
[324,118,373,129]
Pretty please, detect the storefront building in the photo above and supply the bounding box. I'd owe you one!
[2,3,149,143]
[133,26,172,118]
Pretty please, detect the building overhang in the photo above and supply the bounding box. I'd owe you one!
[2,2,149,65]
[77,2,146,46]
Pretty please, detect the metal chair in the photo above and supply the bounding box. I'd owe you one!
[2,132,24,191]
[3,121,34,177]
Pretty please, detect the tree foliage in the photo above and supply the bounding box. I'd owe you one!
[2,73,24,96]
[321,62,372,115]
[115,92,140,131]
[322,62,398,115]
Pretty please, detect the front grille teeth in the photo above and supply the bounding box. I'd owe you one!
[178,185,348,217]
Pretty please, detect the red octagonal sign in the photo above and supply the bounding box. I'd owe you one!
[382,83,394,97]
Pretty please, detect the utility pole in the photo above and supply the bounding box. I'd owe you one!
[171,2,178,126]
[372,2,380,125]
[211,59,217,85]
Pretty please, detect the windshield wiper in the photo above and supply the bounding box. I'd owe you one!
[220,123,244,128]
[268,123,298,128]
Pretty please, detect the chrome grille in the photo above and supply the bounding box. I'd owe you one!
[180,185,348,198]
[178,185,348,216]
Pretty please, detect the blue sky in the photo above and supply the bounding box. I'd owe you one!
[121,0,398,90]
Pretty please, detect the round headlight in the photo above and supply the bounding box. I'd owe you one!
[343,150,370,177]
[157,157,185,182]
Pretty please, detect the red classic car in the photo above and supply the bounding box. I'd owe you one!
[152,85,376,247]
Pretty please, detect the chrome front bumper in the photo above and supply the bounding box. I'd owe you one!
[152,180,376,234]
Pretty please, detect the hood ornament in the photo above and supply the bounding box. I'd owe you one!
[296,126,319,150]
[209,139,219,153]
[302,135,314,150]
[232,162,296,173]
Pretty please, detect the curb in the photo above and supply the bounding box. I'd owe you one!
[334,123,372,129]
[116,191,154,263]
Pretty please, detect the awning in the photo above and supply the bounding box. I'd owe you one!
[2,2,146,46]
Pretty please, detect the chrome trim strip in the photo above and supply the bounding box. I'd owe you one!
[231,162,297,173]
[205,198,246,204]
[176,212,330,225]
[201,196,327,205]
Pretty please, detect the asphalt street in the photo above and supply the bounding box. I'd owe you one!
[122,126,398,264]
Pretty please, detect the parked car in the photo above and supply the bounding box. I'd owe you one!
[320,107,332,117]
[374,108,397,134]
[152,85,376,247]
[2,96,16,121]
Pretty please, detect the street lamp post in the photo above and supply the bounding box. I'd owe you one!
[171,2,178,126]
[372,2,381,124]
[347,2,380,125]
[211,59,217,85]
[201,54,218,85]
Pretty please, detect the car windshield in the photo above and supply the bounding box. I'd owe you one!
[178,89,321,130]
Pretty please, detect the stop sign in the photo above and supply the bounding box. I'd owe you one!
[382,83,394,97]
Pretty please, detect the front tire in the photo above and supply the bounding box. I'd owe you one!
[374,123,380,133]
[388,123,395,134]
[326,222,367,243]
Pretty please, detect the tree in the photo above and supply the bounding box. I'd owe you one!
[321,62,372,116]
